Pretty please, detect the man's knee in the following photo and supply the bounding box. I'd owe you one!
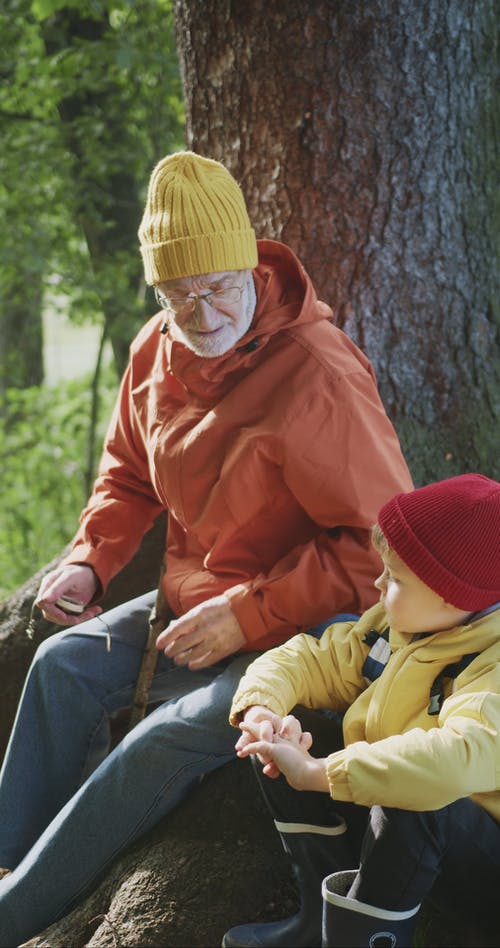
[31,629,72,675]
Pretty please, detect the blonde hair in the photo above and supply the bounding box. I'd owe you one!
[371,522,390,557]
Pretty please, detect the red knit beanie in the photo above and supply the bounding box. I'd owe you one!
[378,474,500,610]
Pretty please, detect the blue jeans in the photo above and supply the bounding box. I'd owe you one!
[0,591,259,945]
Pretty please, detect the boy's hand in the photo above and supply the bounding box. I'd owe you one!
[236,705,284,777]
[239,729,329,792]
[237,709,314,780]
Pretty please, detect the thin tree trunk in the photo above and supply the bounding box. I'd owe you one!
[0,273,44,396]
[84,321,107,496]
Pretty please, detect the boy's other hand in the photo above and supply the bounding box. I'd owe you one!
[236,705,283,776]
[239,730,328,792]
[236,708,313,779]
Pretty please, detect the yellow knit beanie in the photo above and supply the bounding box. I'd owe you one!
[138,151,258,284]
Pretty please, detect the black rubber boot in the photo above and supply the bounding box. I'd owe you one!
[222,818,351,948]
[321,869,420,948]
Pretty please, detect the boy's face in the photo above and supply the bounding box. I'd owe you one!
[374,549,471,635]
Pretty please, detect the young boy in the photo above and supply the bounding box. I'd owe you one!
[222,474,500,948]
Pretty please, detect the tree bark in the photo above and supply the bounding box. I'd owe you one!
[21,760,296,948]
[174,0,499,485]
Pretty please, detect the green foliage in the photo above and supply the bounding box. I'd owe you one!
[0,0,184,379]
[0,0,184,591]
[0,370,118,600]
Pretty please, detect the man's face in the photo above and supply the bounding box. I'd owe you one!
[374,548,471,635]
[155,269,254,357]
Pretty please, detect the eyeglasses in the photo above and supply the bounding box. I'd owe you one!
[154,284,244,315]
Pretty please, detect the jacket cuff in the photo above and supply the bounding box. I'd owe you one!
[229,689,288,728]
[326,749,354,802]
[59,545,109,598]
[225,583,271,646]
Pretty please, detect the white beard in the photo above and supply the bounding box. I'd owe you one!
[173,274,257,358]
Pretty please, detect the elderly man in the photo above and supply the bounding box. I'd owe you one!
[0,152,412,944]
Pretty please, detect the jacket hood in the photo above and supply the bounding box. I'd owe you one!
[165,239,334,397]
[251,238,333,337]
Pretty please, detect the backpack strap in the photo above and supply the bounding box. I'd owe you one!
[362,627,391,684]
[428,652,481,715]
[362,628,482,716]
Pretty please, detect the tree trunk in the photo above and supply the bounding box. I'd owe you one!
[20,759,296,948]
[0,273,44,396]
[174,0,499,485]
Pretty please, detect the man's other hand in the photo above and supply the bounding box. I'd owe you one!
[35,564,101,626]
[156,594,246,669]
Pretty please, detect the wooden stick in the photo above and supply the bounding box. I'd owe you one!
[127,568,171,731]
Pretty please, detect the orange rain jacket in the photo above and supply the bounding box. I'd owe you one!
[63,240,413,651]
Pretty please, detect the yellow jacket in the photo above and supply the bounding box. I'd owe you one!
[230,602,500,821]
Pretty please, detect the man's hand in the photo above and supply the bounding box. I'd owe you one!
[35,565,101,626]
[156,594,246,669]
